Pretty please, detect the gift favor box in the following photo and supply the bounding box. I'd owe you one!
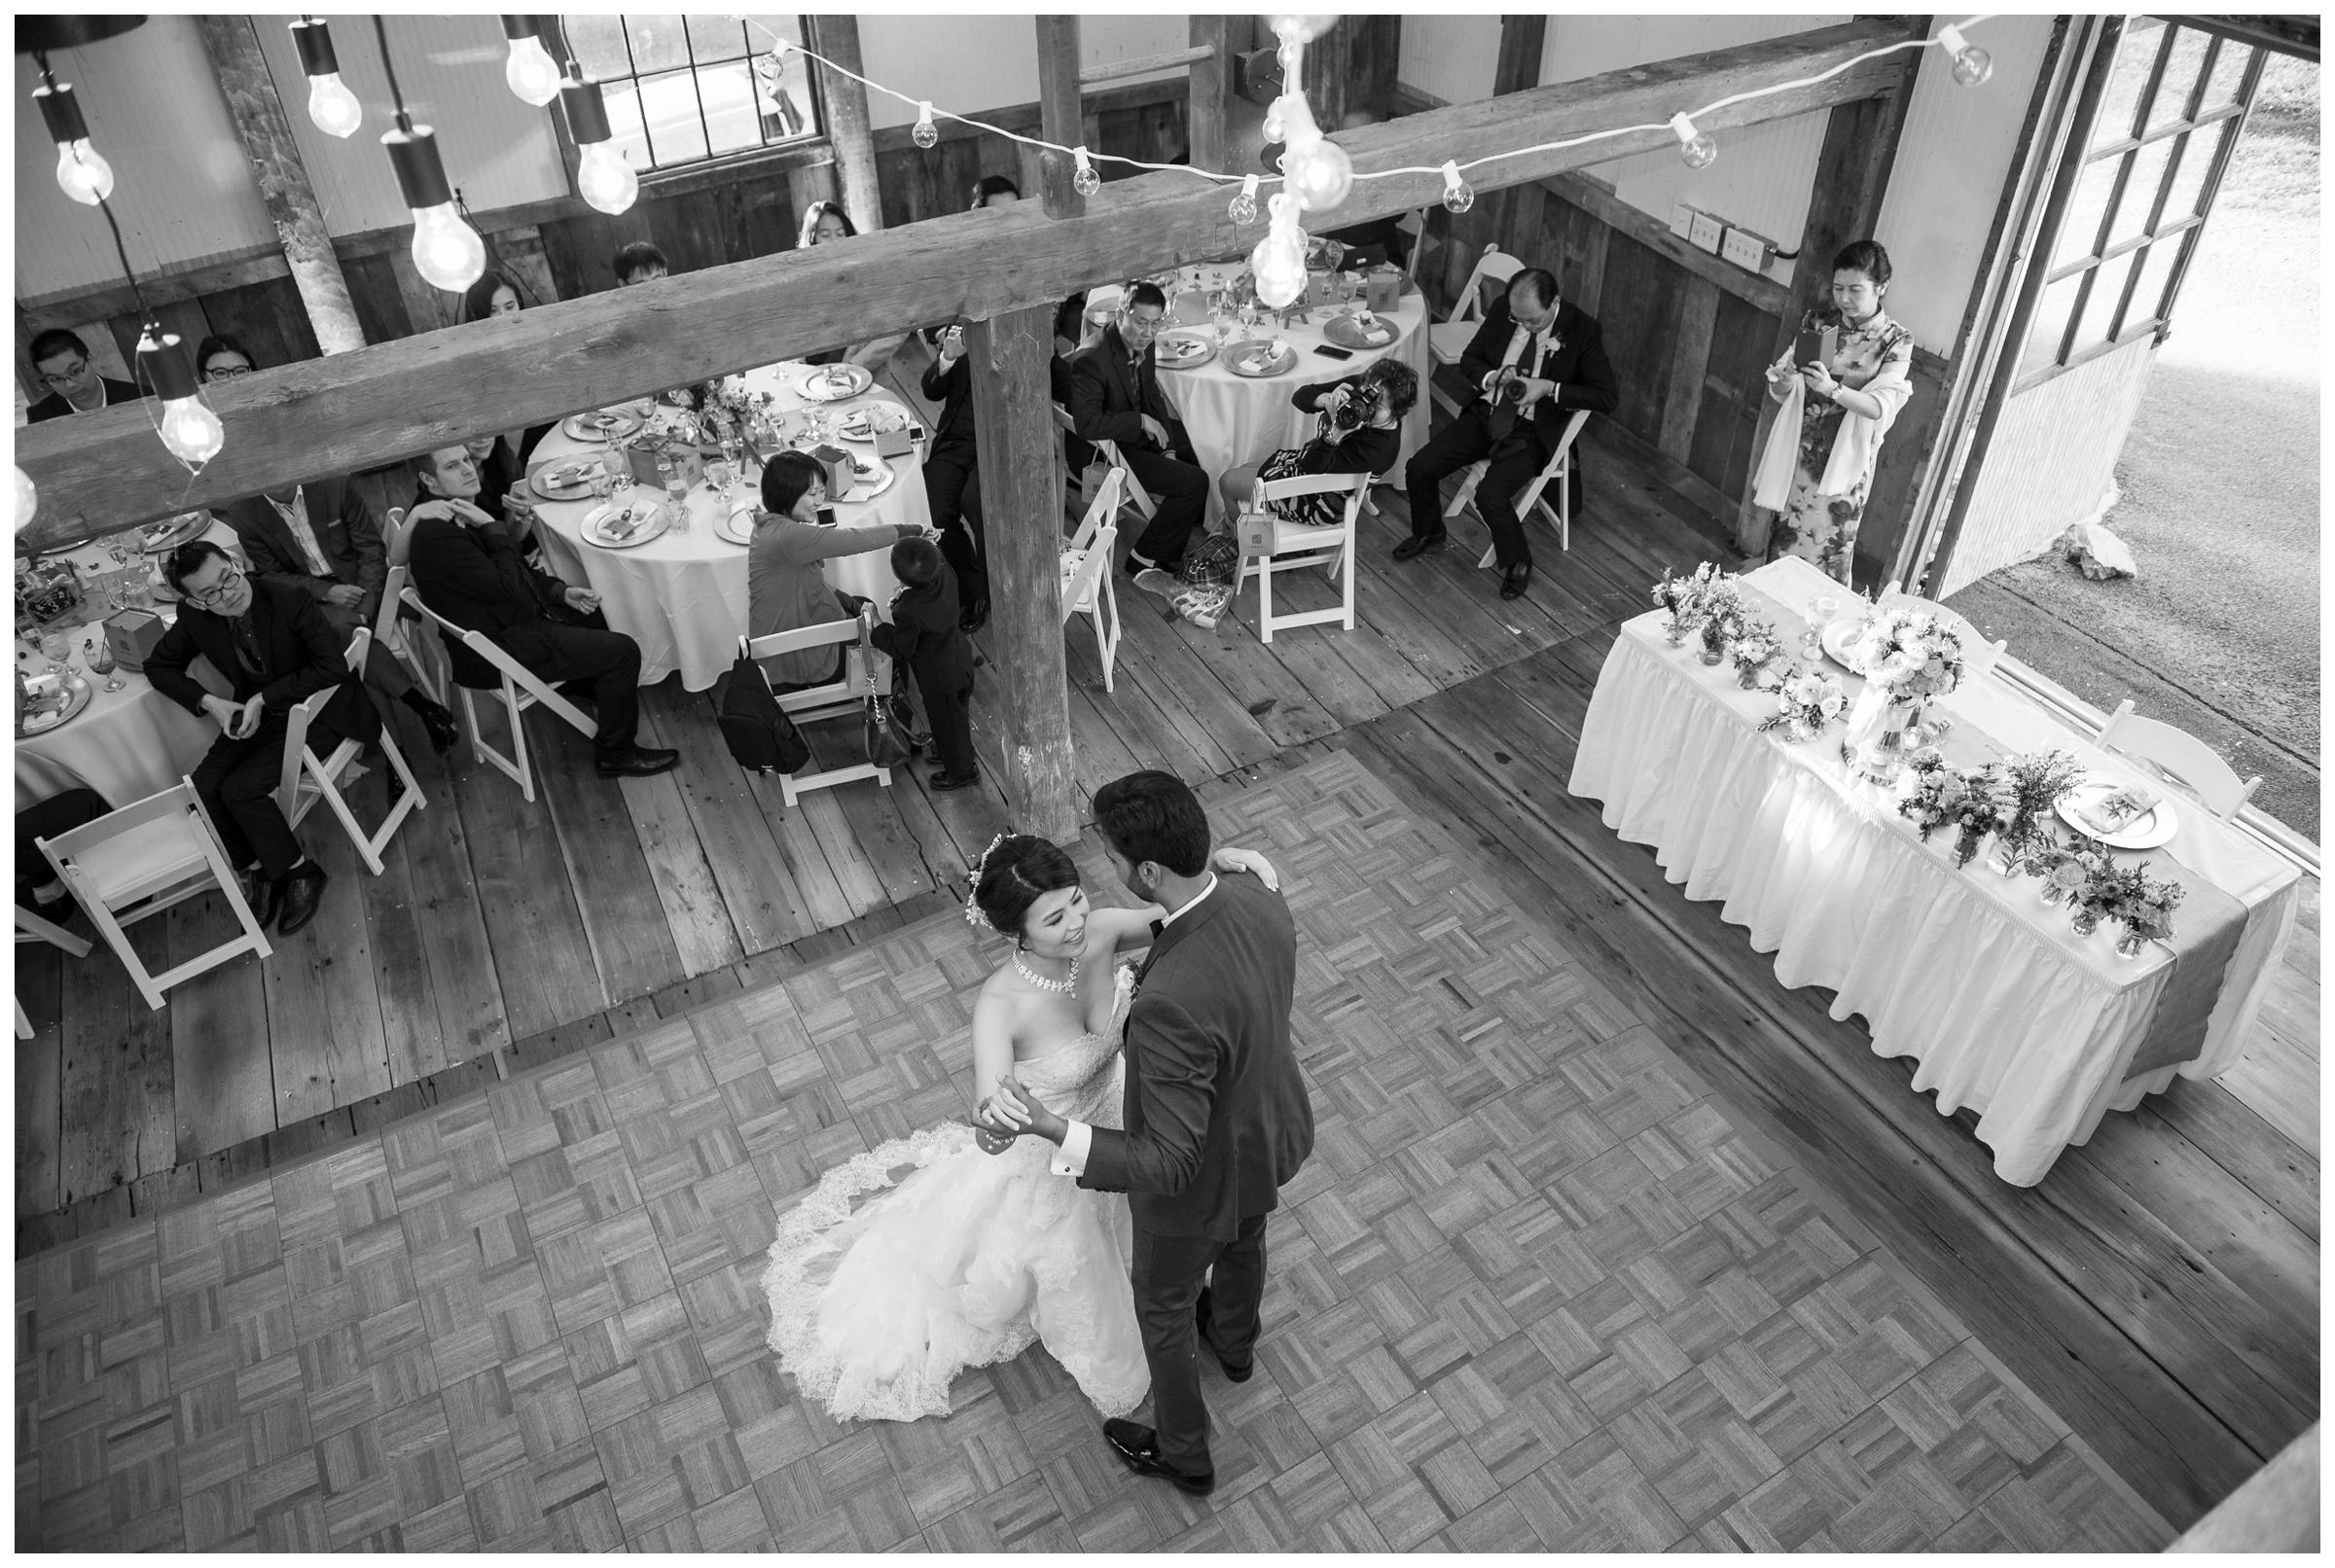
[812,445,853,495]
[1366,266,1404,314]
[874,425,916,461]
[105,608,169,671]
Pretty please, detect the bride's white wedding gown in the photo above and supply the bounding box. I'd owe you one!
[761,974,1149,1423]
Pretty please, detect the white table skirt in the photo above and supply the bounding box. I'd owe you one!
[528,362,930,693]
[1567,557,2303,1186]
[1155,272,1430,520]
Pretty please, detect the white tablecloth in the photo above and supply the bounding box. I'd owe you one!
[16,522,242,808]
[1567,556,2303,1185]
[1155,268,1430,518]
[527,362,931,693]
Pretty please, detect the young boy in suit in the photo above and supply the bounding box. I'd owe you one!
[874,536,980,792]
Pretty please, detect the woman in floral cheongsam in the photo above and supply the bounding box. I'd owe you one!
[1757,240,1915,586]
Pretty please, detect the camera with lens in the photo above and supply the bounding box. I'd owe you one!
[1491,368,1530,405]
[1327,378,1383,433]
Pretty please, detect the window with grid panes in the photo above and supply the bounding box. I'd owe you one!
[2019,18,2265,386]
[558,14,819,175]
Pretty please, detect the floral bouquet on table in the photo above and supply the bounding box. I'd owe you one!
[1994,749,2086,871]
[696,374,774,426]
[1726,619,1788,690]
[2113,867,2183,953]
[1891,747,1965,840]
[1847,604,1966,708]
[1947,762,2022,870]
[1652,562,1731,644]
[1758,663,1848,742]
[2028,835,2102,909]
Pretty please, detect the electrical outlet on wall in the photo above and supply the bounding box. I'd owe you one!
[1687,212,1725,254]
[1721,227,1775,273]
[1670,203,1700,240]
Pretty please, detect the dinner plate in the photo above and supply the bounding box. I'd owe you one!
[1819,616,1869,670]
[1153,331,1218,371]
[797,363,874,402]
[581,498,669,550]
[1322,311,1397,351]
[1226,339,1297,378]
[527,456,610,501]
[714,508,759,546]
[137,512,209,554]
[562,408,645,442]
[834,453,894,503]
[16,679,91,739]
[834,402,911,441]
[2056,779,2180,849]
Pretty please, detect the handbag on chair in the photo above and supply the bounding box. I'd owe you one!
[862,695,916,769]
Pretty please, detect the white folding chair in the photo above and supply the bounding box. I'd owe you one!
[1054,402,1156,524]
[1061,470,1127,690]
[1872,583,2009,686]
[36,780,273,1012]
[16,903,92,1039]
[742,607,893,807]
[401,587,597,803]
[1450,409,1592,570]
[272,626,425,876]
[2097,700,2263,819]
[373,506,449,706]
[1398,207,1428,280]
[1233,472,1369,642]
[1428,242,1525,416]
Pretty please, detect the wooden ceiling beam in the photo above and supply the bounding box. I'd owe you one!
[16,18,1914,549]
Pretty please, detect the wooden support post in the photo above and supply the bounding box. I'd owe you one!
[1303,14,1404,131]
[194,15,367,354]
[1734,18,1925,557]
[806,14,882,232]
[965,303,1078,843]
[1186,16,1233,173]
[1494,16,1549,96]
[1035,15,1087,218]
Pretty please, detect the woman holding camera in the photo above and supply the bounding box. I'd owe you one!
[1216,358,1419,527]
[1756,239,1915,586]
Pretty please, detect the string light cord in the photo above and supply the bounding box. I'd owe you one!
[372,15,413,128]
[742,16,1995,191]
[90,189,207,489]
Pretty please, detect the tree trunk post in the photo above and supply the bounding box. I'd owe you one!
[1035,16,1087,218]
[966,303,1079,843]
[806,15,883,232]
[194,15,367,355]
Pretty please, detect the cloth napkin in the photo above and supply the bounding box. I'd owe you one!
[2072,783,2160,836]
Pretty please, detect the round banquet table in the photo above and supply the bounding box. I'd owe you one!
[1152,267,1431,519]
[525,362,933,693]
[16,519,244,809]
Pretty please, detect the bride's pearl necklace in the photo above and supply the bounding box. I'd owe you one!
[1014,952,1081,994]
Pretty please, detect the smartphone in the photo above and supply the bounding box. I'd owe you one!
[1312,344,1354,360]
[816,507,839,527]
[1794,324,1835,371]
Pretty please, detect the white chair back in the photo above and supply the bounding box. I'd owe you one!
[274,625,424,875]
[402,587,595,802]
[1455,409,1591,569]
[2097,700,2263,819]
[374,506,447,704]
[1453,242,1525,325]
[1234,472,1368,643]
[739,608,893,805]
[1066,467,1128,554]
[1397,208,1427,279]
[1060,520,1122,691]
[1054,402,1155,522]
[1874,586,2009,687]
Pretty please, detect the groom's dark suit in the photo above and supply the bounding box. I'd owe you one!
[1078,872,1313,1477]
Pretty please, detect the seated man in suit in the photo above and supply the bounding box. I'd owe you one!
[1065,281,1210,582]
[219,476,460,753]
[25,328,140,423]
[146,542,364,936]
[404,445,678,780]
[1399,267,1618,601]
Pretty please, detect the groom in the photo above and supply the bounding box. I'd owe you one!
[992,770,1312,1495]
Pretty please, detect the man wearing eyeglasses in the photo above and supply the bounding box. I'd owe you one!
[143,542,371,936]
[24,329,140,424]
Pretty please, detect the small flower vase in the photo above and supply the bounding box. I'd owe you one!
[1664,614,1690,646]
[1697,645,1725,666]
[2069,908,2101,939]
[1843,687,1918,786]
[1735,659,1768,691]
[1899,701,1932,749]
[1989,841,2024,877]
[2114,927,2147,959]
[1954,826,1988,870]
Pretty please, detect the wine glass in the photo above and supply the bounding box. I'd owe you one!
[1806,594,1840,660]
[85,629,124,693]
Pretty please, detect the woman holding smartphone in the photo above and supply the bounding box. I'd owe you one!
[1754,239,1915,586]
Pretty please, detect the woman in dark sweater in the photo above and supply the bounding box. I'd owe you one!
[1216,358,1419,527]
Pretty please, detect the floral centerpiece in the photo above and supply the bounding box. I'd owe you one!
[2028,836,2104,909]
[1947,763,2021,870]
[2113,868,2184,956]
[1758,665,1848,743]
[1839,606,1966,783]
[1892,747,1966,840]
[1991,749,2087,873]
[1727,620,1787,690]
[1652,563,1729,644]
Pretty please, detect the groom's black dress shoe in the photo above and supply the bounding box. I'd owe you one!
[1500,560,1533,600]
[1195,1288,1252,1382]
[1101,1418,1214,1496]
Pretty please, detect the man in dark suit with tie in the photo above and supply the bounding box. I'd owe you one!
[993,770,1313,1496]
[218,475,459,752]
[1399,267,1619,600]
[1064,282,1211,580]
[145,541,374,935]
[24,328,141,423]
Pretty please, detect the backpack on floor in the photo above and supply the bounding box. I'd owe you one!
[714,652,810,773]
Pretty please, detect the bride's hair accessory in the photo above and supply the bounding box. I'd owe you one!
[963,832,1009,928]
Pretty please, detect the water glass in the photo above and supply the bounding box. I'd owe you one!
[39,631,69,672]
[1806,594,1839,658]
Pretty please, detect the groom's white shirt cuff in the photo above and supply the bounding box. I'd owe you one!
[1050,873,1215,1180]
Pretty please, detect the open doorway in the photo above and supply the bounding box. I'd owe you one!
[1945,23,2319,839]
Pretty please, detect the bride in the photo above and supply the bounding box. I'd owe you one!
[761,832,1279,1423]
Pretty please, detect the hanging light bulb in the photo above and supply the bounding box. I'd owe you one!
[136,328,226,467]
[1440,160,1474,215]
[1262,94,1286,145]
[1248,194,1310,308]
[559,75,639,214]
[33,77,114,206]
[1071,147,1101,198]
[1936,24,1994,88]
[1228,172,1261,226]
[1283,137,1352,213]
[14,468,38,534]
[912,101,939,149]
[1265,14,1340,45]
[501,17,563,107]
[1669,111,1718,170]
[289,18,362,138]
[383,120,486,291]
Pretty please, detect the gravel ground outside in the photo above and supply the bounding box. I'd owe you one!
[1952,54,2321,840]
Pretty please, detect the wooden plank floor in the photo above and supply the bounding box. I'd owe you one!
[17,392,2316,1533]
[16,754,2176,1552]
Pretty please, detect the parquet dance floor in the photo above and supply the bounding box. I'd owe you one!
[17,753,2172,1551]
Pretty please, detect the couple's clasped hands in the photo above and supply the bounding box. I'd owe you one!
[972,1076,1061,1156]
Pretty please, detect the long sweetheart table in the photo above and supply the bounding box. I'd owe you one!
[1567,557,2301,1185]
